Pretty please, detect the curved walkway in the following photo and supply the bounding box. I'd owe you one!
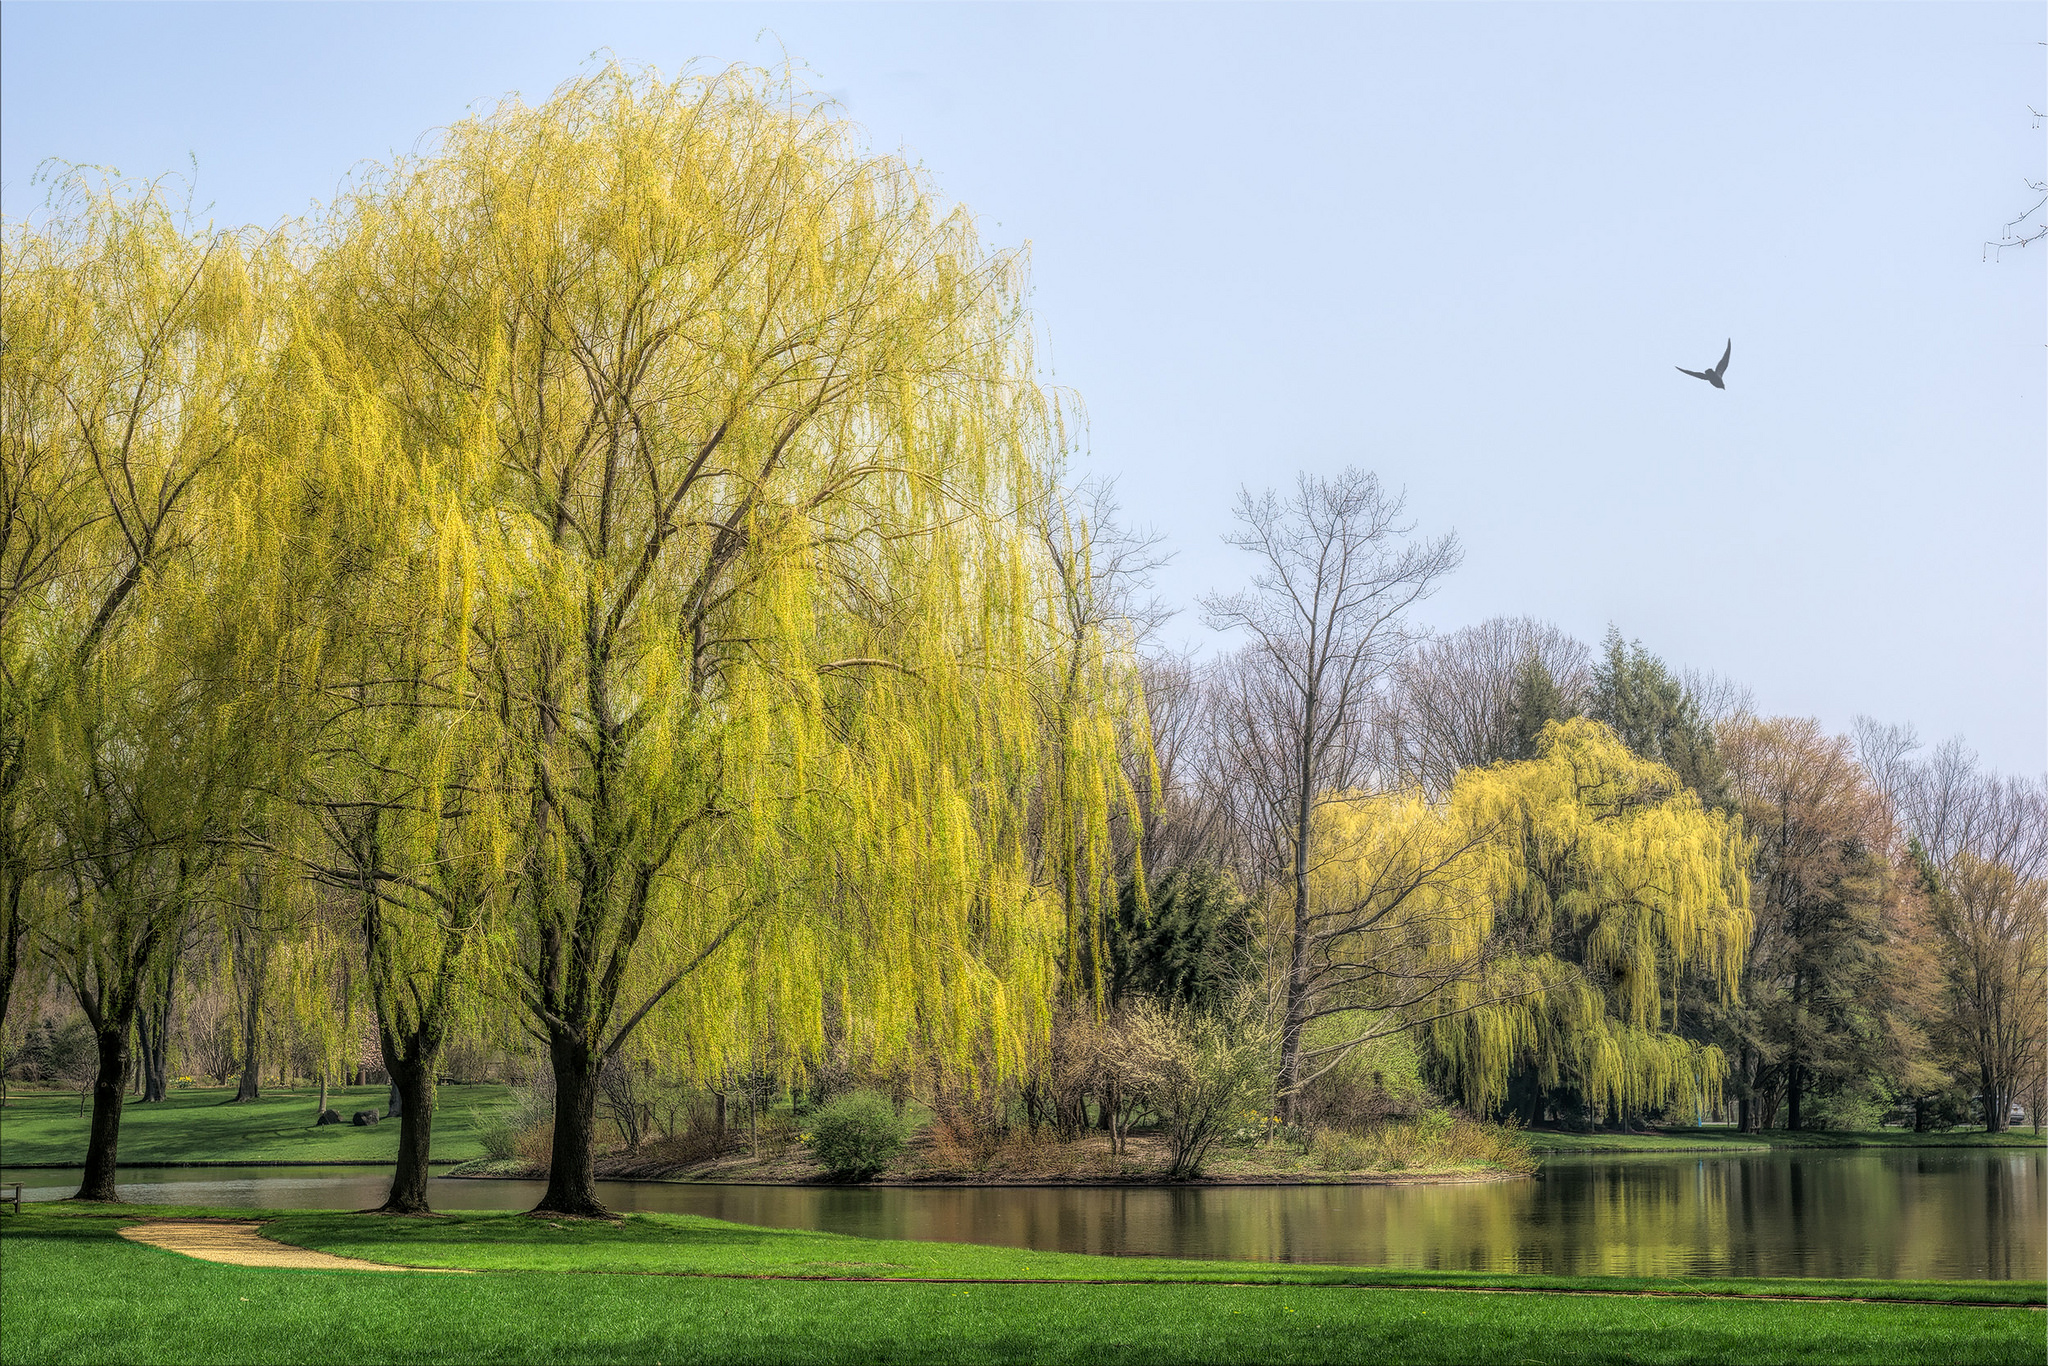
[119,1220,468,1273]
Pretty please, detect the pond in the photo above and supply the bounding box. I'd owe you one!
[8,1148,2040,1281]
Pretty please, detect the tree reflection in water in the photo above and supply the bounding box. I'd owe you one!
[9,1150,2038,1280]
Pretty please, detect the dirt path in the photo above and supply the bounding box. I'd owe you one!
[119,1221,468,1273]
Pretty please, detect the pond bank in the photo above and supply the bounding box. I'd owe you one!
[445,1128,1529,1187]
[1524,1127,2047,1154]
[5,1147,2039,1278]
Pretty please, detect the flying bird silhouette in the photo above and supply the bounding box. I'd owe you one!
[1677,340,1732,389]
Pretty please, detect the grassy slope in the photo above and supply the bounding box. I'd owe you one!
[1525,1128,2048,1154]
[251,1208,2042,1305]
[0,1086,513,1166]
[1,1215,2039,1366]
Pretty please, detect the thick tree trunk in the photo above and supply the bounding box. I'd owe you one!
[532,1031,608,1218]
[376,1051,437,1214]
[1786,1054,1802,1132]
[1982,1062,2009,1134]
[0,859,24,1038]
[1913,1095,1927,1133]
[74,1026,134,1201]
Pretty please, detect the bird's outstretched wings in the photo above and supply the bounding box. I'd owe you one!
[1711,339,1731,378]
[1676,366,1711,381]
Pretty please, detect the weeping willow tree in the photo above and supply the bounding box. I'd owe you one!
[1275,717,1746,1124]
[240,304,515,1214]
[1,172,285,1199]
[1423,718,1751,1122]
[314,63,1130,1216]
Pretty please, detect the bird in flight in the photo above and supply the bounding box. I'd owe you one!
[1677,339,1732,389]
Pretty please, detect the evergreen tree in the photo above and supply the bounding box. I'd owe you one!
[1508,656,1568,762]
[1105,865,1257,1014]
[1589,629,1727,804]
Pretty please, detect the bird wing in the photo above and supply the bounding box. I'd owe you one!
[1677,366,1711,381]
[1711,339,1731,376]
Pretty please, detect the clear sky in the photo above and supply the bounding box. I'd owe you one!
[4,2,2041,774]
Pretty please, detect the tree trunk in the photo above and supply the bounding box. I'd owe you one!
[319,1072,329,1115]
[1786,1053,1802,1132]
[73,1025,134,1201]
[232,929,265,1103]
[135,985,172,1104]
[1913,1095,1927,1133]
[1982,1062,2009,1134]
[376,1051,437,1214]
[387,1081,403,1117]
[532,1030,608,1218]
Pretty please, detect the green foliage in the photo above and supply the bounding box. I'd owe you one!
[806,1089,909,1177]
[5,1016,94,1086]
[1106,864,1257,1012]
[1588,629,1727,804]
[1508,656,1569,762]
[1421,719,1750,1118]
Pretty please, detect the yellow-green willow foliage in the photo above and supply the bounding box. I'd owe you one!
[2,171,288,1196]
[308,64,1130,1210]
[1423,718,1751,1117]
[1032,486,1155,1005]
[0,172,271,1033]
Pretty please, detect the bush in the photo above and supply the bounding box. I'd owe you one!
[806,1090,908,1177]
[473,1084,554,1164]
[1122,998,1271,1179]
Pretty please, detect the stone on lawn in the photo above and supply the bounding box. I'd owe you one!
[316,1109,343,1126]
[351,1109,380,1126]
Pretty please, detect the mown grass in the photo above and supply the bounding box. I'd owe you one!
[8,1203,2044,1305]
[1524,1127,2048,1154]
[0,1085,513,1166]
[1,1214,2038,1366]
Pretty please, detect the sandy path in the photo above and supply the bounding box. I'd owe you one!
[119,1221,468,1273]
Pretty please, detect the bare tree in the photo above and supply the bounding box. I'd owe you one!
[1870,727,2047,1132]
[1200,467,1460,1117]
[1378,617,1591,795]
[1122,648,1227,881]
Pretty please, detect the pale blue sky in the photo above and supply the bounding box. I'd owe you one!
[4,2,2041,773]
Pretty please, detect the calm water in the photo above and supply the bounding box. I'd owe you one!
[7,1149,2040,1280]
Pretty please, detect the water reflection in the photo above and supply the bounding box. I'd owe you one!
[6,1149,2039,1280]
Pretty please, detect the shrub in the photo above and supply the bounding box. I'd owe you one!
[1311,1109,1535,1175]
[806,1089,908,1177]
[474,1084,555,1165]
[1122,998,1271,1179]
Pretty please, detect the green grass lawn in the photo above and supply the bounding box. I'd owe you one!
[1,1208,2039,1365]
[1525,1127,2048,1154]
[0,1085,513,1166]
